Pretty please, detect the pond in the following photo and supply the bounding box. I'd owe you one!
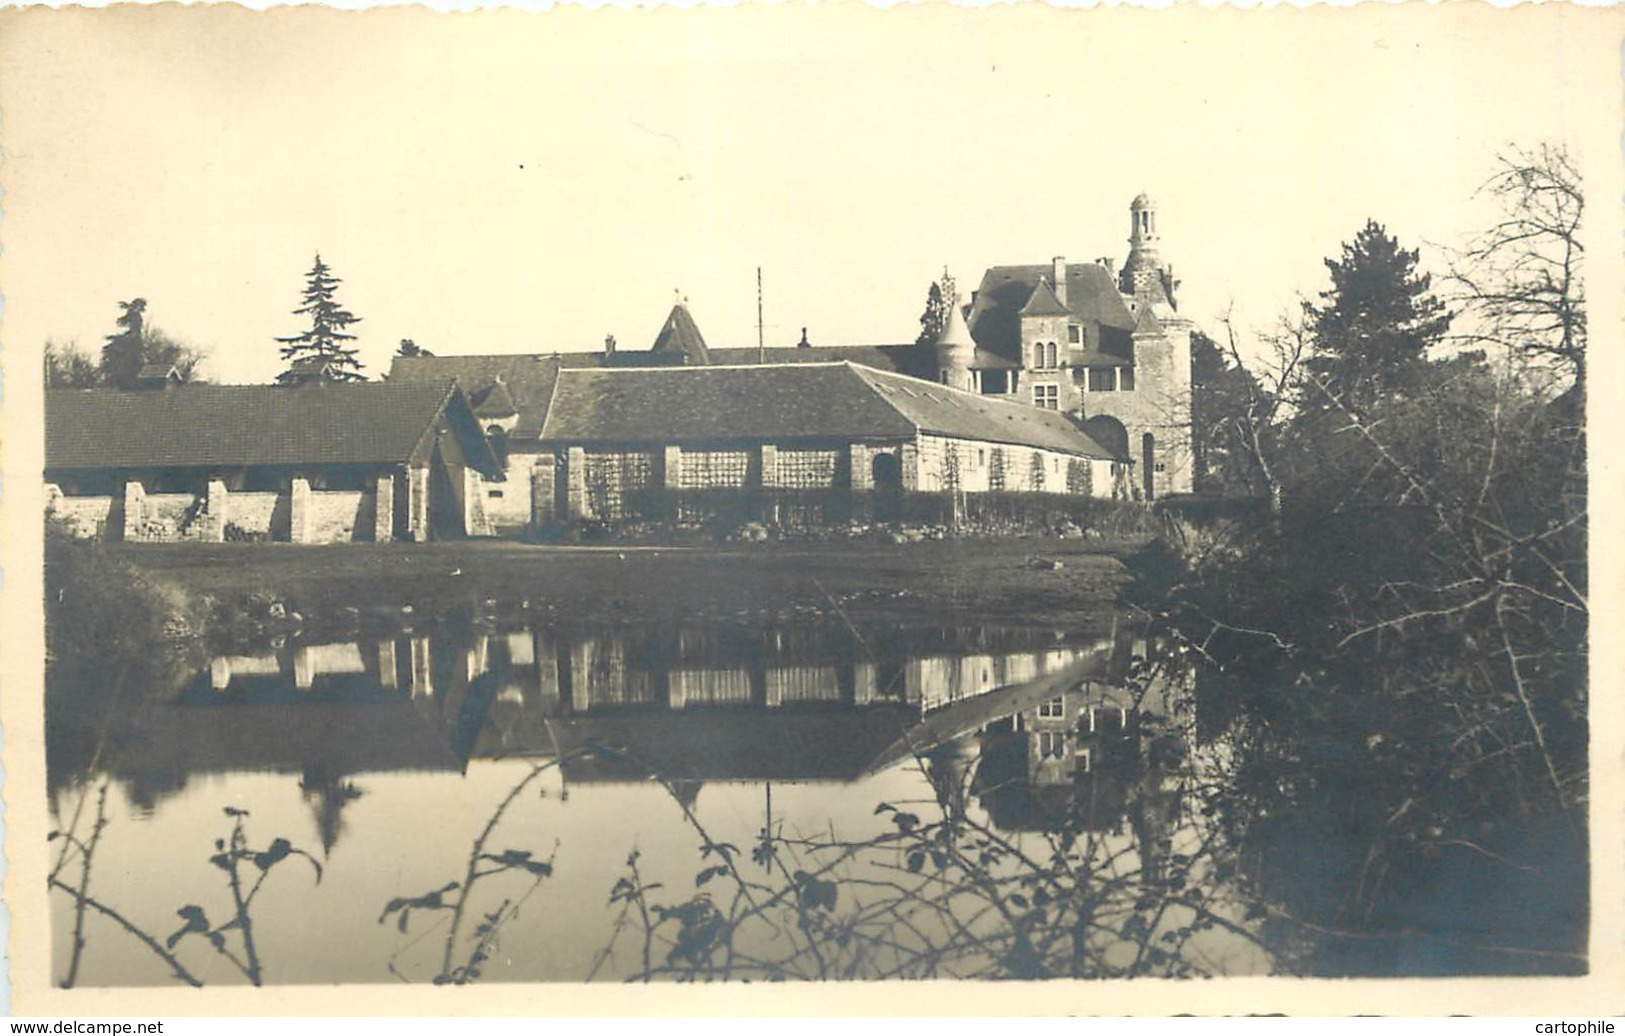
[46,615,1278,985]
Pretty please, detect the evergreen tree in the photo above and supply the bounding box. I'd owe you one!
[1304,221,1449,411]
[915,269,958,346]
[1190,329,1273,497]
[276,254,365,382]
[99,298,148,389]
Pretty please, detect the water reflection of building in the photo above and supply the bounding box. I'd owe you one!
[971,647,1191,886]
[53,621,1167,851]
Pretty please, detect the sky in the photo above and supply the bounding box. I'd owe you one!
[0,4,1619,385]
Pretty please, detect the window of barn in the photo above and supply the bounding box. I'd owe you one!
[584,451,655,520]
[680,449,750,488]
[1088,367,1116,392]
[774,448,838,488]
[1033,384,1059,410]
[1119,366,1136,391]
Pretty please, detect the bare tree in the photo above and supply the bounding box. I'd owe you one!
[1451,143,1584,392]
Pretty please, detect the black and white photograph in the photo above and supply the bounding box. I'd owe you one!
[1,1,1619,1015]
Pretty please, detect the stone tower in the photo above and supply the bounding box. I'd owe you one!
[1120,193,1176,308]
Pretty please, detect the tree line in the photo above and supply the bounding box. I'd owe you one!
[1145,143,1587,967]
[43,253,438,390]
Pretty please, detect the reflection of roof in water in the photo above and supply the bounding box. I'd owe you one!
[57,623,1153,791]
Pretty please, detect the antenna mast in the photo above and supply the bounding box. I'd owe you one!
[756,267,765,363]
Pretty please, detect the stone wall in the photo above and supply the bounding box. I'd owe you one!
[49,474,410,543]
[307,489,371,543]
[915,434,1101,497]
[45,487,115,539]
[479,451,535,534]
[226,492,281,540]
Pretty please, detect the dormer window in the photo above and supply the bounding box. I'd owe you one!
[1068,325,1082,345]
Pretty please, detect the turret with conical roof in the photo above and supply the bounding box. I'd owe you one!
[934,295,977,393]
[650,297,711,365]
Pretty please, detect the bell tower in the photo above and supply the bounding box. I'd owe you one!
[1120,192,1168,302]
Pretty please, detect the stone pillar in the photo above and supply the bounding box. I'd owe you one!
[204,480,228,542]
[374,473,395,543]
[847,443,873,524]
[531,456,555,528]
[848,444,873,489]
[533,629,561,711]
[410,635,434,699]
[289,478,312,544]
[662,445,682,489]
[463,467,486,537]
[759,444,778,488]
[899,443,920,491]
[564,447,587,521]
[123,480,146,542]
[377,638,398,689]
[408,466,431,542]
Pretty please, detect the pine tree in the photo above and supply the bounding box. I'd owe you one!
[99,298,147,389]
[276,254,364,382]
[915,269,958,346]
[1305,221,1449,411]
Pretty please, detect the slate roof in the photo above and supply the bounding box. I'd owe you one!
[45,382,500,475]
[1020,277,1071,317]
[390,353,574,439]
[706,344,934,378]
[967,262,1138,366]
[541,362,1122,460]
[650,302,711,365]
[852,366,1123,460]
[470,379,518,418]
[136,363,181,383]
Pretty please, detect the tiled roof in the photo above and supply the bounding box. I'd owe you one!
[541,362,1122,460]
[650,302,711,365]
[45,382,499,474]
[968,262,1138,365]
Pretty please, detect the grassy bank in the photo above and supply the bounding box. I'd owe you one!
[116,535,1142,640]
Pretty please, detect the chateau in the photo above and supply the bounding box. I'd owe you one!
[45,195,1197,542]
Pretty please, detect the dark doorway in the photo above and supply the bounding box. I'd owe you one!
[872,452,903,524]
[1142,432,1156,501]
[429,444,466,540]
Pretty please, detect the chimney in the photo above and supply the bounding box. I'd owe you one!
[604,333,617,356]
[797,327,811,349]
[1052,256,1067,307]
